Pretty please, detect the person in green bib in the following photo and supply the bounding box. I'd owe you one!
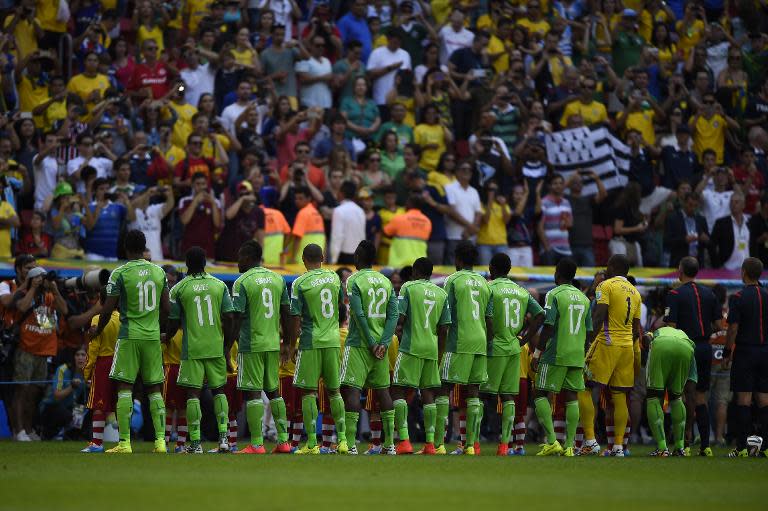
[391,257,451,455]
[167,247,236,454]
[232,240,293,455]
[94,230,171,454]
[482,253,544,457]
[531,258,592,457]
[340,240,399,455]
[435,241,494,456]
[644,326,697,457]
[287,243,349,455]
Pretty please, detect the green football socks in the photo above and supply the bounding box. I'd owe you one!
[435,396,450,447]
[466,398,482,446]
[187,398,202,442]
[329,393,346,438]
[381,409,395,447]
[302,394,319,448]
[116,390,133,443]
[345,411,359,445]
[670,397,686,450]
[270,397,289,443]
[565,400,579,448]
[247,399,264,445]
[213,393,229,438]
[423,403,437,443]
[534,397,556,444]
[148,392,166,442]
[394,399,409,440]
[647,397,667,450]
[500,400,515,445]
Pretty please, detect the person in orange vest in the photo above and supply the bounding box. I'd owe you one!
[289,186,326,263]
[262,206,292,265]
[382,193,432,269]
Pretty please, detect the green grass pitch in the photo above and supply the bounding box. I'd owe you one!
[0,442,765,511]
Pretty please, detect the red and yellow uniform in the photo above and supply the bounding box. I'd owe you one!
[279,338,302,418]
[585,276,642,389]
[85,311,120,413]
[162,330,185,410]
[222,343,242,414]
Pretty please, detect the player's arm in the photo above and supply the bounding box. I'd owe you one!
[93,295,118,338]
[349,282,376,346]
[287,285,302,350]
[160,284,171,332]
[220,288,237,365]
[723,293,740,363]
[379,292,399,348]
[632,317,641,343]
[532,295,557,371]
[280,303,292,364]
[586,303,608,346]
[521,296,545,346]
[484,291,494,348]
[437,325,448,355]
[662,289,678,328]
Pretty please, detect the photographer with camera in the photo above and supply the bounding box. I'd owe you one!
[179,171,222,258]
[7,260,68,441]
[66,132,116,194]
[83,177,134,261]
[129,184,175,261]
[3,1,43,61]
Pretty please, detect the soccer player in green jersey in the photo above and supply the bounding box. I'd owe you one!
[166,247,236,454]
[643,326,697,457]
[436,241,493,456]
[531,258,592,457]
[232,240,293,455]
[482,253,544,456]
[94,230,171,454]
[391,257,451,455]
[340,241,399,455]
[287,243,349,455]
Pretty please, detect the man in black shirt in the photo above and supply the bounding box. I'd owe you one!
[748,192,768,266]
[664,256,722,456]
[724,257,768,457]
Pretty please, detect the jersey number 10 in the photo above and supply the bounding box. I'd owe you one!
[136,281,157,313]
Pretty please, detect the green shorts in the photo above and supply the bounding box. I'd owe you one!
[109,339,164,385]
[481,353,521,395]
[237,351,280,392]
[646,338,697,395]
[535,362,586,392]
[440,352,487,385]
[340,345,390,390]
[177,356,227,389]
[391,352,441,389]
[293,347,340,391]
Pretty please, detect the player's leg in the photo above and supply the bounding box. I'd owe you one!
[434,383,452,453]
[178,358,205,453]
[321,347,347,453]
[756,346,768,456]
[607,346,635,456]
[203,357,230,451]
[139,341,167,452]
[107,339,142,453]
[83,356,113,452]
[730,345,754,456]
[368,352,395,454]
[237,351,267,452]
[294,349,321,453]
[578,341,607,454]
[340,346,367,454]
[462,354,487,456]
[561,367,585,455]
[512,377,528,454]
[645,389,668,455]
[483,354,507,455]
[262,351,290,451]
[533,362,564,455]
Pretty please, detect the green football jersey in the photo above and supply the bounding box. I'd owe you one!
[345,269,398,348]
[445,270,493,355]
[489,277,544,356]
[232,267,290,353]
[106,259,168,341]
[290,268,343,350]
[398,279,451,360]
[169,273,235,360]
[652,326,695,349]
[541,284,592,367]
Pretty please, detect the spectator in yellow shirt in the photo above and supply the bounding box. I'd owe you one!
[675,4,706,60]
[67,52,111,113]
[690,93,739,164]
[4,2,43,60]
[15,51,55,120]
[414,104,453,172]
[477,181,512,265]
[0,197,20,258]
[560,77,608,127]
[517,1,550,39]
[616,89,666,146]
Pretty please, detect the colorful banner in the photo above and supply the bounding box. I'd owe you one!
[0,259,748,289]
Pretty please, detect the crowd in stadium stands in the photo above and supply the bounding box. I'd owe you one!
[0,0,766,449]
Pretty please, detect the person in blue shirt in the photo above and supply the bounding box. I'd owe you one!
[337,0,372,62]
[84,177,134,260]
[40,347,88,440]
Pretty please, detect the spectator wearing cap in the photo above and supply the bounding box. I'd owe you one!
[660,124,697,190]
[330,181,366,264]
[443,160,481,264]
[83,177,134,261]
[128,184,175,262]
[710,193,750,270]
[690,91,739,164]
[295,35,334,110]
[216,181,266,262]
[611,9,644,76]
[48,183,85,259]
[382,193,431,269]
[664,192,709,269]
[338,0,373,63]
[366,26,412,116]
[11,262,69,442]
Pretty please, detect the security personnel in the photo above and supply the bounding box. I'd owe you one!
[664,256,722,456]
[724,257,768,457]
[382,193,432,269]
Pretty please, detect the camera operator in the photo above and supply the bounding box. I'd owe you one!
[9,263,69,441]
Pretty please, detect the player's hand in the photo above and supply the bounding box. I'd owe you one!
[530,355,539,373]
[372,344,386,360]
[280,344,292,365]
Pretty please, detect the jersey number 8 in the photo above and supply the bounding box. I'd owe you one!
[320,288,334,319]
